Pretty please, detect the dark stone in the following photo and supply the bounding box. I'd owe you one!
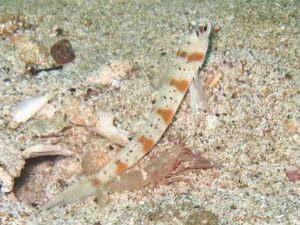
[50,39,75,64]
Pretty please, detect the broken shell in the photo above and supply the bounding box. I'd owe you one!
[12,94,52,123]
[0,167,13,193]
[22,144,73,159]
[50,39,75,64]
[88,60,134,87]
[95,112,129,146]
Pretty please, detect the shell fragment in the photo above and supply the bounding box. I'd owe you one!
[13,95,52,123]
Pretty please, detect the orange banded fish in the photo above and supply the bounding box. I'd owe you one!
[42,18,211,210]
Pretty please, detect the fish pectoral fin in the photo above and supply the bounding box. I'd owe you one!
[189,76,208,114]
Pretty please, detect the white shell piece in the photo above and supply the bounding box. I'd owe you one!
[207,115,219,130]
[13,95,52,123]
[22,144,73,159]
[95,112,129,146]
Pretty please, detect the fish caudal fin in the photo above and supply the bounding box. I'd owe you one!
[41,177,97,210]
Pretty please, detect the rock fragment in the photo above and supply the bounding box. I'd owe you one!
[0,167,13,193]
[81,139,111,175]
[64,96,97,126]
[0,137,25,178]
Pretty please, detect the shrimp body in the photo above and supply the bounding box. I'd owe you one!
[42,18,211,210]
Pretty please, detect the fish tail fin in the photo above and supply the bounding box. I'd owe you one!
[41,177,97,210]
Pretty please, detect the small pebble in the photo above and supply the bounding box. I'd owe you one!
[55,27,64,36]
[64,96,97,126]
[82,140,111,175]
[50,39,75,64]
[207,115,219,130]
[69,87,76,93]
[286,168,300,182]
[84,88,99,100]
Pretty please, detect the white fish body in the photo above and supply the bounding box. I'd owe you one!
[42,18,211,210]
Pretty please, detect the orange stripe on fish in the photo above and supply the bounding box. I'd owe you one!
[115,160,128,174]
[187,52,204,62]
[157,108,174,124]
[170,78,189,93]
[138,135,155,153]
[177,50,204,63]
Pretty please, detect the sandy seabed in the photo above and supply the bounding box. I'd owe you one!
[0,0,299,224]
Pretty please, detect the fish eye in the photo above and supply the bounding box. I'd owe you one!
[199,25,208,33]
[188,19,210,36]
